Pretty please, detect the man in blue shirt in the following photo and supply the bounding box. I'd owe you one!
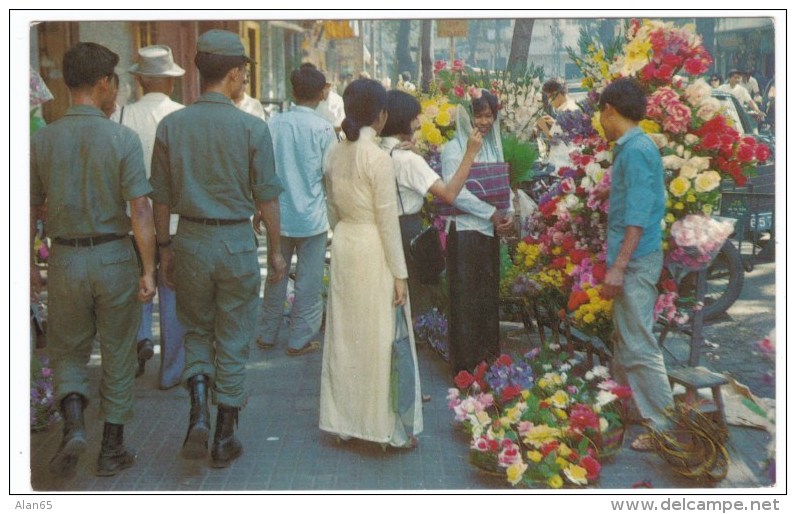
[257,63,337,356]
[599,78,674,451]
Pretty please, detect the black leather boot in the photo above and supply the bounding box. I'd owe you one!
[210,404,243,468]
[96,422,135,476]
[48,393,87,478]
[182,374,210,459]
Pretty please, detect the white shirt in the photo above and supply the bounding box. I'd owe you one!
[316,90,345,128]
[380,137,440,215]
[235,93,267,121]
[718,83,754,107]
[112,92,183,234]
[547,97,582,169]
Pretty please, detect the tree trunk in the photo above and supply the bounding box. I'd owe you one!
[420,19,433,93]
[395,19,414,87]
[506,19,535,74]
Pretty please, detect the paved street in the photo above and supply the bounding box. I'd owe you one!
[25,247,777,493]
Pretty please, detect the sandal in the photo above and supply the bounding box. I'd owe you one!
[630,433,657,452]
[256,338,276,350]
[285,341,321,356]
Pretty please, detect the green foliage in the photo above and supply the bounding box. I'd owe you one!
[501,133,539,187]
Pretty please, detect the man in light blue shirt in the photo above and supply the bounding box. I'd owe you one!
[599,78,674,450]
[257,63,337,356]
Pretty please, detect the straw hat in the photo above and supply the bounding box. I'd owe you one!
[128,45,185,77]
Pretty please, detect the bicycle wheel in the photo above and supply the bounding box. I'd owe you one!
[679,240,745,321]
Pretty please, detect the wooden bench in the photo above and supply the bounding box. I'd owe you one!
[667,367,729,430]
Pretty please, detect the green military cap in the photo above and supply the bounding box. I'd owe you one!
[197,29,254,62]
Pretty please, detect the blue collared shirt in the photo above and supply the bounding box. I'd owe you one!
[267,105,337,237]
[606,126,665,266]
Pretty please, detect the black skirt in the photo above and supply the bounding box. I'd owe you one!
[446,223,500,376]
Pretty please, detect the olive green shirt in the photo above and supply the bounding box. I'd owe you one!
[30,105,151,239]
[150,92,282,218]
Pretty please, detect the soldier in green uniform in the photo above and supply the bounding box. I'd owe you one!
[150,29,286,468]
[30,42,157,478]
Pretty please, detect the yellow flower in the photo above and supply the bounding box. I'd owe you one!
[558,443,572,458]
[665,213,675,223]
[564,464,589,485]
[548,475,564,489]
[639,119,661,134]
[475,410,491,426]
[668,176,691,198]
[702,204,714,216]
[686,194,697,203]
[551,247,561,256]
[523,424,561,448]
[435,109,451,127]
[674,202,684,211]
[623,38,652,73]
[556,457,569,469]
[527,450,543,463]
[506,461,528,486]
[554,408,568,420]
[592,112,606,140]
[549,390,570,409]
[694,170,722,193]
[583,313,596,324]
[521,390,531,400]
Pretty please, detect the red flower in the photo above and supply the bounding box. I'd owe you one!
[540,440,560,457]
[433,60,447,73]
[660,278,678,293]
[580,455,602,481]
[496,354,513,367]
[662,53,682,67]
[501,385,522,403]
[699,132,722,151]
[454,370,474,390]
[488,439,500,452]
[640,63,657,83]
[453,85,466,98]
[755,144,771,162]
[592,262,607,283]
[568,290,590,311]
[654,64,674,82]
[737,144,756,163]
[451,59,465,72]
[569,403,600,433]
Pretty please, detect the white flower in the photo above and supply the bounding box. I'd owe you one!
[662,155,686,170]
[649,133,669,149]
[684,79,712,107]
[689,155,711,171]
[679,163,699,179]
[696,97,721,121]
[684,134,699,145]
[694,170,722,193]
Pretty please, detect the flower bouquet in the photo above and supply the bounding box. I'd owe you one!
[31,353,58,432]
[665,214,735,273]
[413,308,449,362]
[449,348,631,488]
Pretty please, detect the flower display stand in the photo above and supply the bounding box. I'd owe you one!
[667,366,729,431]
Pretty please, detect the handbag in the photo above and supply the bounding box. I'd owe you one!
[390,306,416,436]
[431,162,511,217]
[396,182,445,285]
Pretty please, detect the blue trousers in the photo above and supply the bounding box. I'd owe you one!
[258,231,327,351]
[136,267,186,389]
[611,250,674,431]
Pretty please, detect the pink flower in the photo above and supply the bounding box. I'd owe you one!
[452,59,465,72]
[453,84,466,98]
[468,86,482,99]
[433,60,447,73]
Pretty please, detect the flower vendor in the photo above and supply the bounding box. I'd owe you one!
[441,89,515,376]
[598,78,675,451]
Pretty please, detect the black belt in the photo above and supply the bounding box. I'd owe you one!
[53,233,127,247]
[181,215,249,226]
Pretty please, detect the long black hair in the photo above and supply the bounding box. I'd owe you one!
[381,90,421,138]
[471,89,499,119]
[341,78,388,141]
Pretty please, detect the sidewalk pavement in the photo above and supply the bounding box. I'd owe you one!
[28,318,773,492]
